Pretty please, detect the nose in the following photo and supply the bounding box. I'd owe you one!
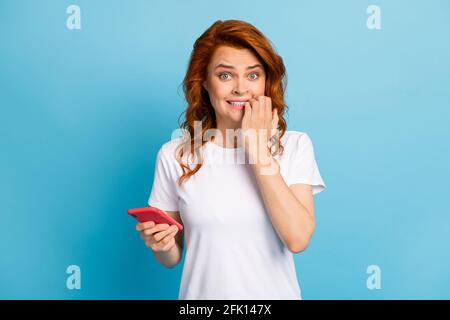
[232,78,249,95]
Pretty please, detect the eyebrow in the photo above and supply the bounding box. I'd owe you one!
[214,63,263,70]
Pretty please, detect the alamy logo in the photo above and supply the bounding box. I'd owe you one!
[367,5,381,30]
[366,265,382,290]
[66,5,81,30]
[66,265,81,290]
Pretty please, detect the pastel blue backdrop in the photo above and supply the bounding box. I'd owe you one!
[1,0,449,299]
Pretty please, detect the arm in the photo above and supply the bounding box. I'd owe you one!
[250,155,315,253]
[153,210,184,268]
[241,96,316,253]
[138,210,184,268]
[153,241,183,269]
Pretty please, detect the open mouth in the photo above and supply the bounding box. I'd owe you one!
[227,100,248,109]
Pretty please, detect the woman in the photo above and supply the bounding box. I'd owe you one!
[136,20,326,300]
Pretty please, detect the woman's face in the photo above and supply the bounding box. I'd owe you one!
[203,45,266,129]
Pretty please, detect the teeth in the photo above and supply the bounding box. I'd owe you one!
[228,101,246,106]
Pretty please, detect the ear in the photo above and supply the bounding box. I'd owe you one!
[202,81,208,91]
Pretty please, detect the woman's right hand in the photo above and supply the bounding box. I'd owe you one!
[136,221,180,252]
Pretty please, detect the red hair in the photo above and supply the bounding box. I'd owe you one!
[175,19,288,185]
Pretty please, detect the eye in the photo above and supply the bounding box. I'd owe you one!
[218,73,231,80]
[248,73,259,80]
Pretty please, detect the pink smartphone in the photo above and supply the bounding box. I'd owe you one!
[128,206,183,231]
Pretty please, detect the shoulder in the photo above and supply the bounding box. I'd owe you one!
[157,135,185,163]
[281,130,313,148]
[277,130,317,162]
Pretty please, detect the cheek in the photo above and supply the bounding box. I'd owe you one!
[206,83,228,111]
[251,81,265,96]
[210,81,231,100]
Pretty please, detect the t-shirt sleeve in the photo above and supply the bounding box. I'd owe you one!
[285,133,326,195]
[147,147,180,211]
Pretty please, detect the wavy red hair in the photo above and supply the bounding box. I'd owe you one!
[175,19,288,185]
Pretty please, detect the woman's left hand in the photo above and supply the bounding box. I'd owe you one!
[240,96,279,165]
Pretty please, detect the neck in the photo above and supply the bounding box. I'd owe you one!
[213,123,241,148]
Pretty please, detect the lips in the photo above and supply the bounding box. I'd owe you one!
[227,101,245,110]
[227,99,249,102]
[226,100,249,110]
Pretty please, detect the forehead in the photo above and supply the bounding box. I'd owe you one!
[209,46,261,68]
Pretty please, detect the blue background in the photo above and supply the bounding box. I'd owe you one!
[1,0,449,299]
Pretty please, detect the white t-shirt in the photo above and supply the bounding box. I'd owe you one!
[148,130,326,300]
